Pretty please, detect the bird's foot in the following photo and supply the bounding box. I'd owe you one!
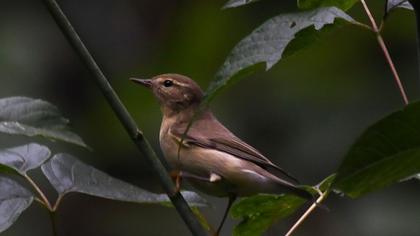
[169,170,182,193]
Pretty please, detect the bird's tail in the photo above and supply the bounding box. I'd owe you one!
[289,185,314,200]
[291,185,329,211]
[271,175,328,210]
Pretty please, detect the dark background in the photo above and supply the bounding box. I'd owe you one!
[1,0,420,235]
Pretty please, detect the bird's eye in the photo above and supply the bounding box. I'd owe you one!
[163,80,173,87]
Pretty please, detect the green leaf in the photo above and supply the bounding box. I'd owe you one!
[0,97,87,148]
[231,174,334,236]
[386,0,413,13]
[0,143,50,175]
[231,194,306,236]
[0,177,33,233]
[334,101,420,198]
[316,174,336,192]
[297,0,358,11]
[41,153,207,207]
[223,0,261,9]
[206,7,354,103]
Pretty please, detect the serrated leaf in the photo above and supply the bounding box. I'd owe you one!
[231,194,306,236]
[333,101,420,198]
[0,177,33,233]
[205,7,354,103]
[41,154,207,207]
[386,0,413,13]
[297,0,358,11]
[223,0,261,9]
[0,97,87,148]
[0,143,50,175]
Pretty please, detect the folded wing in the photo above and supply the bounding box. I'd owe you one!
[170,117,300,184]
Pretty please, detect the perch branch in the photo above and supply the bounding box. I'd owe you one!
[42,1,207,235]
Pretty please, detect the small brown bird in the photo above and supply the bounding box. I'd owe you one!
[130,74,312,234]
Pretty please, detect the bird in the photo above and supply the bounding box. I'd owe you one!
[130,74,313,235]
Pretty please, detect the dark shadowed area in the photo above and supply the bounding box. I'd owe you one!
[1,0,419,235]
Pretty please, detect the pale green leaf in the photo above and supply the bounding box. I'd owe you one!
[0,97,87,148]
[205,7,354,103]
[0,143,50,175]
[41,153,207,207]
[387,0,413,12]
[0,177,33,233]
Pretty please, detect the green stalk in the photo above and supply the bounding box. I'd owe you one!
[41,1,208,235]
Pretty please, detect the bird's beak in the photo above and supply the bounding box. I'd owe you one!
[129,78,152,88]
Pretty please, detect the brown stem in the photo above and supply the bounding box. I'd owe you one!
[41,0,208,235]
[360,0,409,105]
[285,189,327,236]
[24,174,52,211]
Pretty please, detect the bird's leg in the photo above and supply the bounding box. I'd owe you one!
[169,170,182,193]
[215,194,237,236]
[170,171,221,192]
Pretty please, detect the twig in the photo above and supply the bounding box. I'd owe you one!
[24,173,52,211]
[285,190,328,236]
[24,174,58,235]
[48,211,58,236]
[41,1,207,235]
[360,0,409,105]
[52,194,64,212]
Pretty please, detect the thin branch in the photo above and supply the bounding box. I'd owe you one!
[360,0,409,105]
[25,174,58,235]
[52,194,64,212]
[24,173,52,211]
[48,211,58,236]
[34,197,48,208]
[285,190,328,236]
[41,1,207,235]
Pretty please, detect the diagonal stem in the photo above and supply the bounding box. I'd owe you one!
[24,173,52,211]
[48,211,58,236]
[41,1,208,235]
[24,174,58,236]
[360,0,409,105]
[285,190,327,236]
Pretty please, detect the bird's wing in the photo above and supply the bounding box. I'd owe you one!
[170,124,300,184]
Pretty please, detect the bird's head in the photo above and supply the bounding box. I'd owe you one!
[130,74,204,113]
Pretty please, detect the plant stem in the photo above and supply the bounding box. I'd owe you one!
[24,174,52,211]
[52,194,64,212]
[41,1,207,235]
[48,211,58,236]
[285,190,328,236]
[360,0,409,105]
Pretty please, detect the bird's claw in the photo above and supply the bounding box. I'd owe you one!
[169,170,182,193]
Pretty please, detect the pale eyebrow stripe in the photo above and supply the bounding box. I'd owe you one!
[174,81,189,87]
[157,77,189,87]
